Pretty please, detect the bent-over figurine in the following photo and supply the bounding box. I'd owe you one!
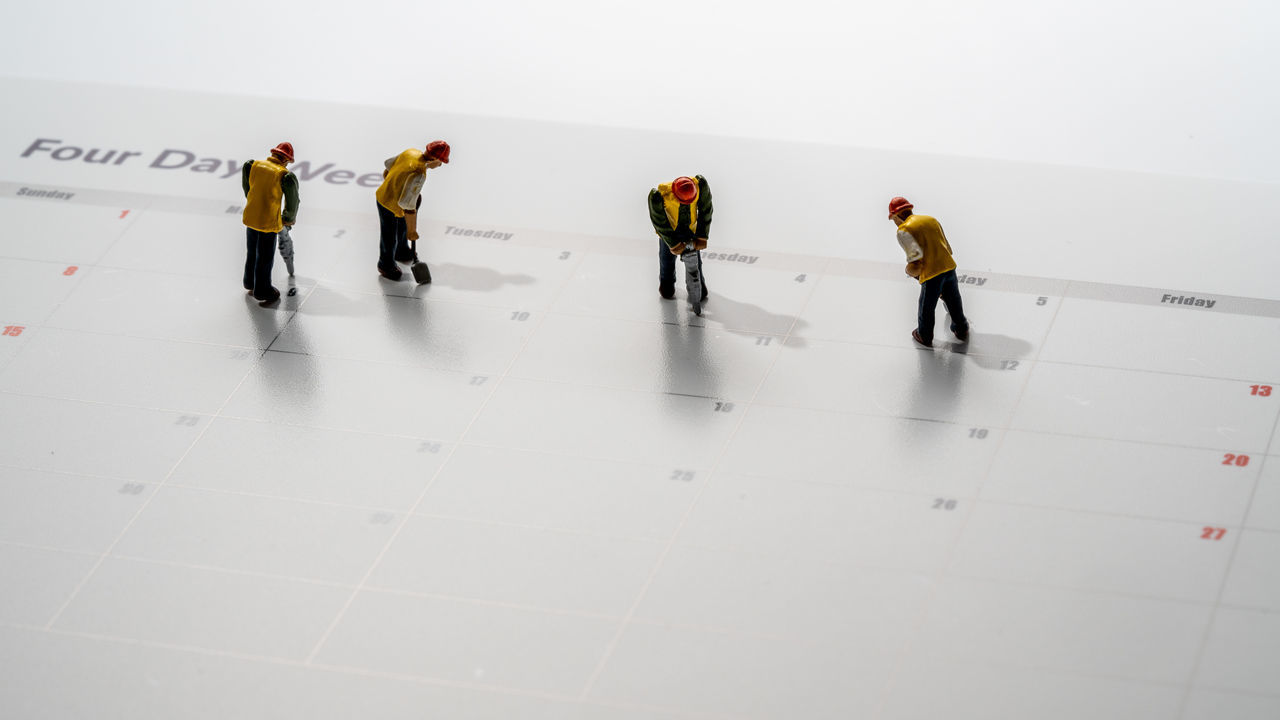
[649,175,712,313]
[889,196,970,347]
[375,141,450,281]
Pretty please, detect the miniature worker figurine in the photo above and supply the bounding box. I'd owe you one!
[375,141,450,280]
[241,142,299,306]
[889,196,970,347]
[648,175,712,301]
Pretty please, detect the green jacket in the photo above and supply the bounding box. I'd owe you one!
[648,175,712,250]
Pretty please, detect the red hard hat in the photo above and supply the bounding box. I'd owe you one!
[271,142,295,162]
[425,140,451,164]
[672,176,698,203]
[888,196,913,218]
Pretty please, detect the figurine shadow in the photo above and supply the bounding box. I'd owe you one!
[948,332,1035,370]
[421,262,536,293]
[291,274,422,313]
[677,293,811,349]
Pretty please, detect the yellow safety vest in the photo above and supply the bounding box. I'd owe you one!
[656,181,698,234]
[242,159,288,233]
[902,214,958,283]
[376,148,427,217]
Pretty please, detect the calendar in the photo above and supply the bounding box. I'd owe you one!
[0,78,1277,719]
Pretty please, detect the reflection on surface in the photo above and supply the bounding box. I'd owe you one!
[658,302,723,409]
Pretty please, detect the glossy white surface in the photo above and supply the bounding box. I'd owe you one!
[2,82,1279,719]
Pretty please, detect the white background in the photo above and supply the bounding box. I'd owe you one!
[3,0,1277,182]
[1,1,1278,299]
[3,5,1280,717]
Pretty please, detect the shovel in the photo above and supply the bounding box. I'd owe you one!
[409,237,432,285]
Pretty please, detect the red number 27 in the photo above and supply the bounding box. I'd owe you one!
[1201,527,1227,540]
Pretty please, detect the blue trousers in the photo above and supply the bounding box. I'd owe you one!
[658,238,707,296]
[376,202,410,272]
[917,269,968,344]
[243,228,276,299]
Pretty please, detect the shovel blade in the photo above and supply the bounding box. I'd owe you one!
[410,261,432,285]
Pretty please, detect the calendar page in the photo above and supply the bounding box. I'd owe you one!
[1,77,1277,719]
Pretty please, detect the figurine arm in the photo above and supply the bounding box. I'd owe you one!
[694,175,713,241]
[241,161,252,197]
[398,173,426,212]
[405,212,419,241]
[402,176,425,241]
[898,227,924,278]
[648,189,684,253]
[281,172,300,226]
[897,228,923,262]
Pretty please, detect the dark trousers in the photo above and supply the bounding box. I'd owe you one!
[917,269,968,344]
[376,202,410,271]
[244,228,276,299]
[658,238,707,296]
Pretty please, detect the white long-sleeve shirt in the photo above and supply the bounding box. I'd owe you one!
[897,228,923,262]
[384,156,426,211]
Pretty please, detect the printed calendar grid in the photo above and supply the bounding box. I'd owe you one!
[1,182,1278,719]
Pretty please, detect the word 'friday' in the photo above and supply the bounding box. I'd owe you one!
[1161,294,1216,309]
